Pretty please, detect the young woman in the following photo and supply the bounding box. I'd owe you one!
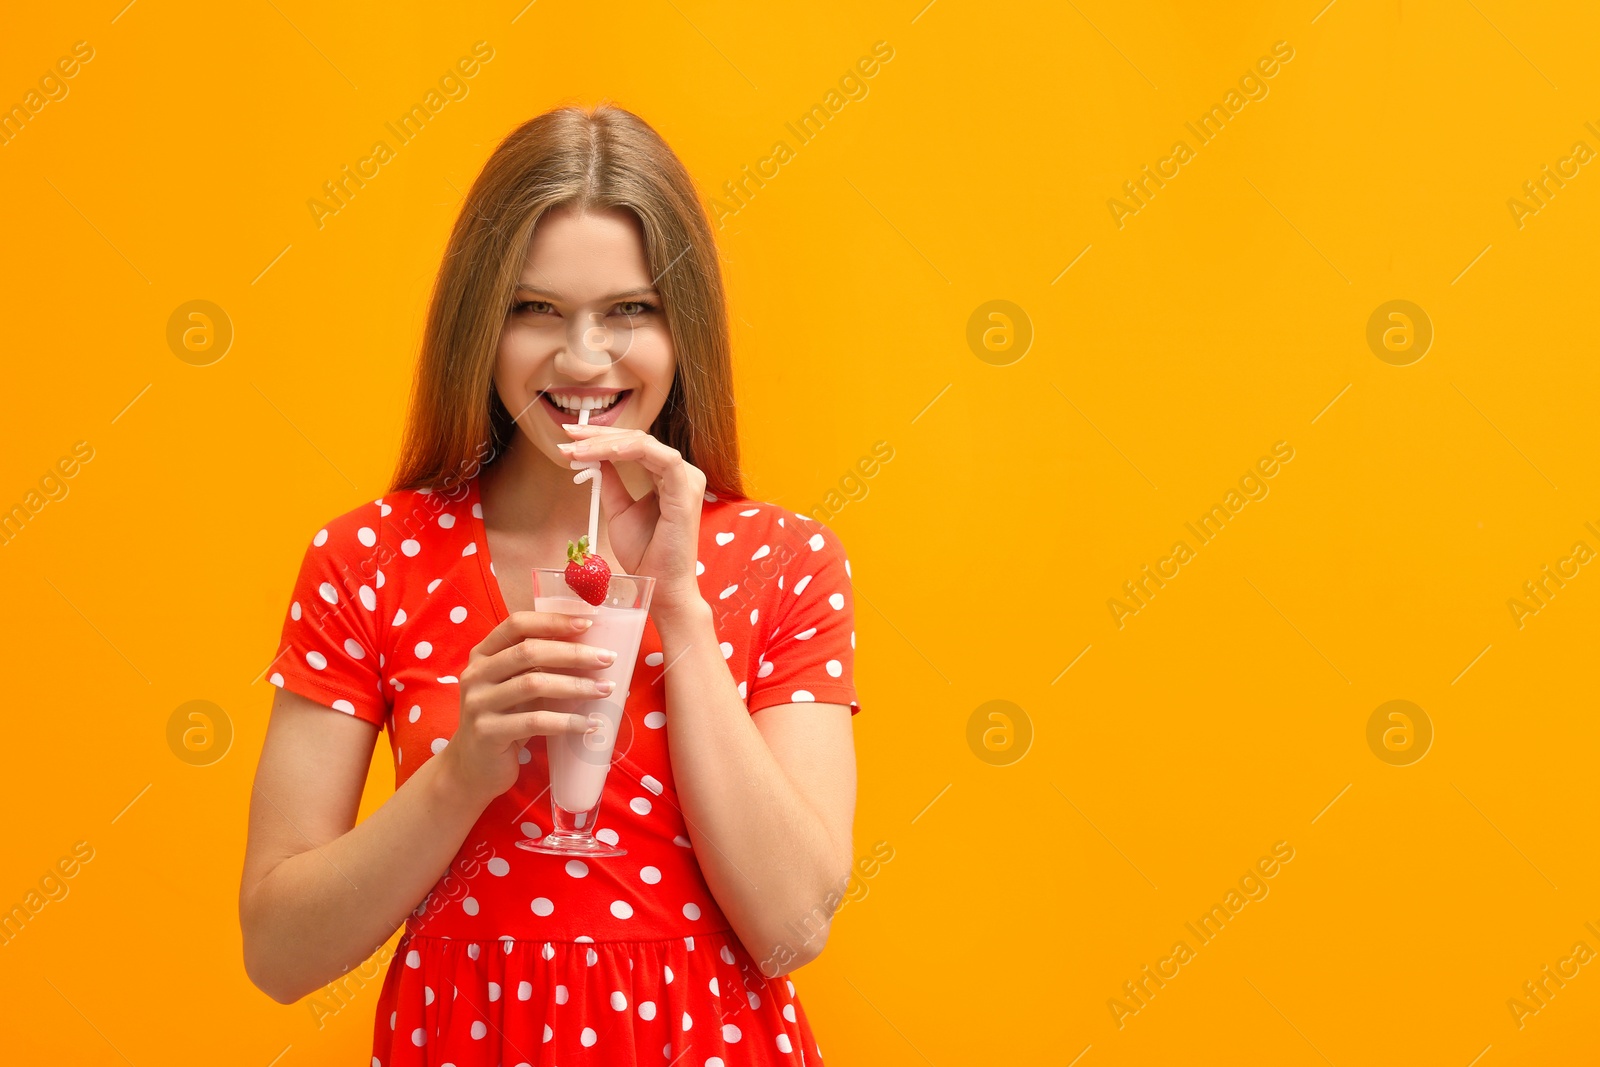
[239,104,861,1065]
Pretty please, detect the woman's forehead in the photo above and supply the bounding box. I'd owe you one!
[519,211,654,301]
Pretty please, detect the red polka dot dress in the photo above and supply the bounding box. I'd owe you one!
[268,474,860,1066]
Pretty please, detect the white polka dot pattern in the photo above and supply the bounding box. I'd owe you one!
[270,478,843,1065]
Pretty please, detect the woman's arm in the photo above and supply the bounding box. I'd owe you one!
[238,687,490,1004]
[652,594,859,976]
[552,424,859,973]
[241,610,610,1003]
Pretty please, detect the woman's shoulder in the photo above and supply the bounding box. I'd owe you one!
[293,496,382,561]
[699,492,849,571]
[289,484,476,583]
[303,484,471,543]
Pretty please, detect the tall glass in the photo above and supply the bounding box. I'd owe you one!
[514,567,654,858]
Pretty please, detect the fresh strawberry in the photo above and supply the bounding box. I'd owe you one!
[564,535,612,606]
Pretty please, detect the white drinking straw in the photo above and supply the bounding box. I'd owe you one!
[572,408,601,553]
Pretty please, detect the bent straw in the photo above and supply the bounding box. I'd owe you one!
[572,408,601,555]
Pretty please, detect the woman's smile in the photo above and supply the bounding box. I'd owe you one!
[537,386,634,427]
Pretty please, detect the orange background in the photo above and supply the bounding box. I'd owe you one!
[3,1,1599,1063]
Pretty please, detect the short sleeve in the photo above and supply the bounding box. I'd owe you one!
[266,503,388,727]
[746,515,860,715]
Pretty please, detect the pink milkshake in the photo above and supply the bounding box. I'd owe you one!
[532,595,648,813]
[517,566,654,858]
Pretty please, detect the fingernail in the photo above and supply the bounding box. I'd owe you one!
[587,712,607,732]
[573,617,593,630]
[596,648,617,665]
[595,679,616,695]
[557,442,578,452]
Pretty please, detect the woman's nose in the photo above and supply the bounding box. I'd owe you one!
[566,311,615,369]
[562,310,631,370]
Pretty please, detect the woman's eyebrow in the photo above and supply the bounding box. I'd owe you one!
[513,283,660,300]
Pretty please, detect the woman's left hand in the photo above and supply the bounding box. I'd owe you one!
[558,424,706,613]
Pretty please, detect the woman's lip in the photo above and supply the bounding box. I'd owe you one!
[540,390,630,428]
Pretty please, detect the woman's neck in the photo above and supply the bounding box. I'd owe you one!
[480,434,590,536]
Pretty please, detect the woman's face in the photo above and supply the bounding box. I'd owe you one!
[494,204,675,468]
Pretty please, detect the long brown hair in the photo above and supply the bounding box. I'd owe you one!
[390,103,745,500]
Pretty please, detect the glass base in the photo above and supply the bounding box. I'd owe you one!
[518,784,626,857]
[515,832,626,858]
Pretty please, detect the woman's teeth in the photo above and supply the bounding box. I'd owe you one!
[547,392,622,414]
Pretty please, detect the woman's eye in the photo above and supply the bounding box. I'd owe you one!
[511,300,554,315]
[614,300,657,317]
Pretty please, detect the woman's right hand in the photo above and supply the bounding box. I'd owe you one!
[442,610,619,807]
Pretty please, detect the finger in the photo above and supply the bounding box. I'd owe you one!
[561,423,639,438]
[474,610,593,658]
[475,669,614,715]
[481,708,595,744]
[563,431,696,494]
[560,426,644,452]
[476,636,618,685]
